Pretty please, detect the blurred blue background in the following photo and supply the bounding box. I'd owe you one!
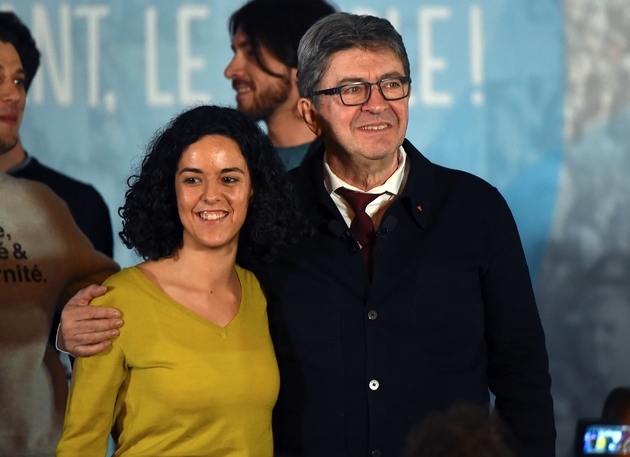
[8,1,630,455]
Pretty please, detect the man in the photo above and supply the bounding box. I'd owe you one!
[0,12,113,257]
[224,0,335,168]
[60,13,556,457]
[0,16,119,456]
[0,12,114,364]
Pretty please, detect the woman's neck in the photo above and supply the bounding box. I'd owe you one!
[139,244,238,293]
[137,245,242,328]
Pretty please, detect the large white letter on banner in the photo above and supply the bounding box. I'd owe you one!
[75,5,110,108]
[177,5,211,104]
[31,4,73,105]
[419,6,453,107]
[145,6,175,107]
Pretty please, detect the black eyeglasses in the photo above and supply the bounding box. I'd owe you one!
[311,76,411,106]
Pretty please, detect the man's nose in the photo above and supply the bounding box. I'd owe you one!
[224,53,243,80]
[361,83,388,111]
[0,79,22,102]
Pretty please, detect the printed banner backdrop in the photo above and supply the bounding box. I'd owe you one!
[8,1,628,456]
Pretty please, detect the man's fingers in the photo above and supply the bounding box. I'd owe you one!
[69,339,113,357]
[64,304,121,321]
[73,328,120,345]
[68,317,123,335]
[64,327,120,357]
[60,285,123,357]
[65,284,110,307]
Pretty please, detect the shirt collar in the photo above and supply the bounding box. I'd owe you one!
[323,146,407,196]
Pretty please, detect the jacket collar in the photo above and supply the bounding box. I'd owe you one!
[292,138,434,230]
[397,139,433,230]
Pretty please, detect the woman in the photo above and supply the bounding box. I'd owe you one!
[56,105,304,456]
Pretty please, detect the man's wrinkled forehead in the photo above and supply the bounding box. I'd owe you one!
[322,46,405,81]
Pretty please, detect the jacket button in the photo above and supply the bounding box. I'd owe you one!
[369,379,379,390]
[367,310,378,320]
[371,450,382,457]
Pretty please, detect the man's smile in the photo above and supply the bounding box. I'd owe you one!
[359,124,388,131]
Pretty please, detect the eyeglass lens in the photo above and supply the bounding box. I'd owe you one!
[340,77,409,105]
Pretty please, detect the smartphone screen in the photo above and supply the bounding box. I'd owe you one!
[582,424,630,455]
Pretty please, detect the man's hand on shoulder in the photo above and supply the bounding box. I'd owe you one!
[58,284,123,357]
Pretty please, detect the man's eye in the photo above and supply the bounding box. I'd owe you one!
[14,78,25,86]
[343,85,364,94]
[384,80,401,89]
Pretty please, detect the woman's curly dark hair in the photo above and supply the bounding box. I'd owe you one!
[119,105,306,264]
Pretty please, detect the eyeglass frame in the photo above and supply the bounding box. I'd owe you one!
[310,76,412,106]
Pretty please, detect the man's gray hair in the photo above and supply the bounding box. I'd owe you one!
[297,12,410,106]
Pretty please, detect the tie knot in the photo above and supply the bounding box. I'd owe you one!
[334,187,385,277]
[335,188,384,212]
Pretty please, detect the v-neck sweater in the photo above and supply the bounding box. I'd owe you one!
[56,265,279,457]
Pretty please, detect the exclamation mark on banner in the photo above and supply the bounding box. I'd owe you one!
[469,4,484,106]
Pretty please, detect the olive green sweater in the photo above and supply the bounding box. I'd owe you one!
[57,265,279,457]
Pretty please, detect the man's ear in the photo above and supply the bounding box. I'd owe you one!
[297,98,322,136]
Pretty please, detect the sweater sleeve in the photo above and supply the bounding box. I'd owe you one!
[55,296,127,456]
[481,188,556,456]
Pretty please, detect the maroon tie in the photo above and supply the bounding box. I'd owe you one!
[335,188,384,274]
